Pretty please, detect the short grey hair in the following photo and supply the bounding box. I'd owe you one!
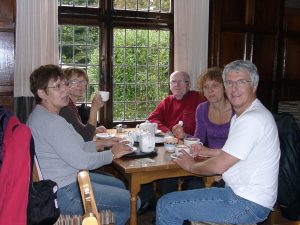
[222,60,259,87]
[170,71,190,82]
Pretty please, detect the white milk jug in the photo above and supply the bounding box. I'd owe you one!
[138,132,156,153]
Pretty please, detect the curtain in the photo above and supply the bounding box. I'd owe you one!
[174,0,209,90]
[14,0,58,122]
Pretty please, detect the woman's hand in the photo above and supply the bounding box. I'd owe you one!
[94,137,122,150]
[96,125,107,133]
[91,93,104,110]
[172,124,186,139]
[111,143,133,159]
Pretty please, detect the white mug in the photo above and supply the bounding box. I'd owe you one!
[175,145,190,156]
[122,135,134,147]
[183,137,201,147]
[99,91,110,102]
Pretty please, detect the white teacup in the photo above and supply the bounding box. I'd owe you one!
[99,91,110,102]
[175,145,190,156]
[121,135,134,148]
[184,137,201,147]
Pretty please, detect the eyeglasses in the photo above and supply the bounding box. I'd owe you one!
[47,81,69,91]
[69,79,88,86]
[170,80,190,85]
[224,79,252,88]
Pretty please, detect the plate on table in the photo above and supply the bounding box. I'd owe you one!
[123,147,158,158]
[96,133,115,139]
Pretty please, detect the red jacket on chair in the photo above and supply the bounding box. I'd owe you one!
[0,115,31,225]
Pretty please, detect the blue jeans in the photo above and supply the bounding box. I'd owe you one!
[156,186,271,225]
[57,173,135,225]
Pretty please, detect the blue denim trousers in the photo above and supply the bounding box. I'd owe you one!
[156,186,271,225]
[57,172,134,225]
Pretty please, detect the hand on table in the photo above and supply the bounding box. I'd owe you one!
[94,137,122,150]
[173,150,195,173]
[111,143,133,159]
[190,144,221,158]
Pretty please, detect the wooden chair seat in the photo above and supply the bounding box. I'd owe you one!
[54,211,114,225]
[33,161,115,225]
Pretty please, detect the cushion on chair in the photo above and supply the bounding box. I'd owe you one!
[54,210,115,225]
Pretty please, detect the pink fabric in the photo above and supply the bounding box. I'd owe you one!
[0,116,31,225]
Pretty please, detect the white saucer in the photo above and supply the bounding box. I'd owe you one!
[96,133,115,139]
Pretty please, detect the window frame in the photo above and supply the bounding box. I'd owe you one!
[58,0,174,128]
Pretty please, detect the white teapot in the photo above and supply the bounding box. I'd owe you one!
[128,129,143,142]
[138,132,156,153]
[136,120,157,134]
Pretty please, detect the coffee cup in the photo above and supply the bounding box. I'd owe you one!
[183,137,201,147]
[121,135,134,148]
[175,145,190,156]
[99,91,110,102]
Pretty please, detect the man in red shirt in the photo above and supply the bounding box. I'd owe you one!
[148,71,205,135]
[139,71,206,214]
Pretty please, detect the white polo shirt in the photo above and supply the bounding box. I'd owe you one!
[222,99,281,209]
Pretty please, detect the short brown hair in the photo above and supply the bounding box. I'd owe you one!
[30,64,65,104]
[63,67,89,83]
[197,67,223,92]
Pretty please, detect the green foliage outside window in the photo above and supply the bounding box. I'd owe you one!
[59,25,170,121]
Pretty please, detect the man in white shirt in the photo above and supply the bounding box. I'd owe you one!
[155,60,281,225]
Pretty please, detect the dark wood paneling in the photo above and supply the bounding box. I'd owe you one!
[221,0,246,25]
[209,0,286,111]
[219,32,245,67]
[0,32,14,87]
[254,0,280,28]
[284,37,300,79]
[284,8,300,32]
[0,0,15,111]
[252,34,276,81]
[0,0,15,29]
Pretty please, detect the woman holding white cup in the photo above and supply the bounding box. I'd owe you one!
[60,68,107,141]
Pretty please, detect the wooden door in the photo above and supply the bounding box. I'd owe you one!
[209,0,286,111]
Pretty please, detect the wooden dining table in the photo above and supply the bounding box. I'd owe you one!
[107,128,214,225]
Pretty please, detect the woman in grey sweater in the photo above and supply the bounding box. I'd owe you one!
[27,64,134,225]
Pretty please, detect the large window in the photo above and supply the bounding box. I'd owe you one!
[58,0,173,126]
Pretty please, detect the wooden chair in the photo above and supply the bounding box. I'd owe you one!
[33,160,114,225]
[78,170,100,225]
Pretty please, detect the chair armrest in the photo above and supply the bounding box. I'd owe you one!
[78,170,100,225]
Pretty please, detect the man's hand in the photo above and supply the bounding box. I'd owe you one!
[173,150,195,172]
[172,124,186,139]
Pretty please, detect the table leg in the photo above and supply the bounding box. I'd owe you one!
[129,175,141,225]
